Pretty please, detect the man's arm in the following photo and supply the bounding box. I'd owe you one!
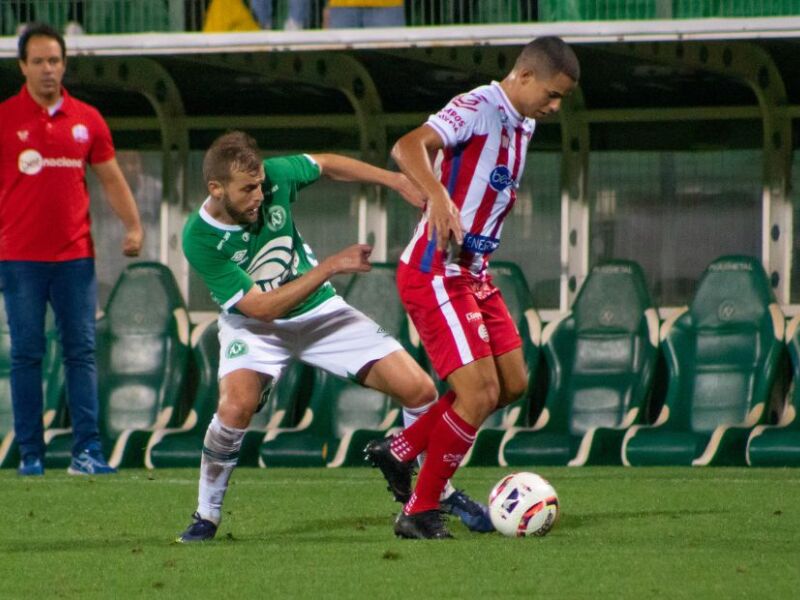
[391,125,462,250]
[235,243,372,322]
[309,153,425,208]
[91,158,144,257]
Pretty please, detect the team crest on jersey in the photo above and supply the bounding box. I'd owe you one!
[72,124,89,143]
[17,130,29,141]
[242,232,250,242]
[225,339,249,359]
[489,165,515,191]
[267,205,287,232]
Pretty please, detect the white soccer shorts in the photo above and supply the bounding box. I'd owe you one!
[217,295,403,381]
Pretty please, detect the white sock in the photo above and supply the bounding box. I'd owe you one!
[402,401,455,501]
[197,414,245,525]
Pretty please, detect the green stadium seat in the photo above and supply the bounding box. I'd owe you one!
[0,301,63,468]
[147,318,313,468]
[260,264,416,467]
[622,255,784,467]
[746,313,800,466]
[673,0,800,18]
[85,0,171,34]
[460,261,542,466]
[44,262,190,468]
[538,0,657,21]
[500,260,659,466]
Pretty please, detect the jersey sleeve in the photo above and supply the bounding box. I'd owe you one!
[264,154,321,196]
[182,221,254,312]
[86,108,116,165]
[425,89,488,148]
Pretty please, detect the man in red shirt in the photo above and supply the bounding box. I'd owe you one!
[0,23,143,476]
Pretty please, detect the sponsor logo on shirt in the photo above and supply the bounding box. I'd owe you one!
[230,249,248,264]
[488,165,515,192]
[462,232,500,255]
[17,130,29,141]
[17,149,83,175]
[71,123,89,143]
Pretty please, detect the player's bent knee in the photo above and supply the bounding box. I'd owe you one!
[398,370,437,408]
[216,400,256,429]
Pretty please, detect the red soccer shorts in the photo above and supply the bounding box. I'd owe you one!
[396,263,522,381]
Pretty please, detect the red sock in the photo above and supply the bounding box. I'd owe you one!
[390,390,455,462]
[404,405,476,514]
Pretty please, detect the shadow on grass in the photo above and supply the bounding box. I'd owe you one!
[560,508,731,530]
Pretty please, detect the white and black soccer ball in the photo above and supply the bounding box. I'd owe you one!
[488,472,559,537]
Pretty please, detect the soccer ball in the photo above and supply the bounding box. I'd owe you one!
[488,472,559,537]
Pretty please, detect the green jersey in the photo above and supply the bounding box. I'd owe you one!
[182,154,336,318]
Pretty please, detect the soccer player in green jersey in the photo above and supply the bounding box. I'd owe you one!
[177,131,443,541]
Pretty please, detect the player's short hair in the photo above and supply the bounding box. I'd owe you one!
[516,36,580,82]
[18,22,66,62]
[203,131,263,185]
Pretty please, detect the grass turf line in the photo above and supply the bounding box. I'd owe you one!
[0,467,798,598]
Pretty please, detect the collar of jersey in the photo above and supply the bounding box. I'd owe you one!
[20,84,73,116]
[490,81,525,124]
[199,198,243,231]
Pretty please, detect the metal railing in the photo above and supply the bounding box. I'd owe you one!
[1,1,799,36]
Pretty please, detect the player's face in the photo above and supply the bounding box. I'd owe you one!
[19,36,65,105]
[214,166,265,226]
[514,71,576,119]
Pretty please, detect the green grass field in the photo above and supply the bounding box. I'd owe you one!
[1,467,798,599]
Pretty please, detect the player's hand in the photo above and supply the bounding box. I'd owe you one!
[326,244,373,275]
[122,226,144,257]
[394,173,426,208]
[427,190,462,251]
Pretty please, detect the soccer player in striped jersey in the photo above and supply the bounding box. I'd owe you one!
[367,37,580,539]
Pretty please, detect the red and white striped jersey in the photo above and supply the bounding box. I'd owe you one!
[400,81,536,279]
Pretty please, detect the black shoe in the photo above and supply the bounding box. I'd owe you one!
[364,437,414,504]
[394,510,453,539]
[176,512,218,543]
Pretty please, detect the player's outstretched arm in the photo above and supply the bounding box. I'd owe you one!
[310,153,425,208]
[391,125,462,251]
[235,243,372,323]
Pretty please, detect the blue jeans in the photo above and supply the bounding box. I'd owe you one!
[328,6,405,28]
[250,0,311,28]
[0,259,100,458]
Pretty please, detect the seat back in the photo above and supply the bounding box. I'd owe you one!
[96,262,190,444]
[544,260,658,435]
[485,261,542,428]
[86,0,171,33]
[187,318,222,430]
[663,255,783,432]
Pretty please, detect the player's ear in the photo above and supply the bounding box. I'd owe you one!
[208,179,224,199]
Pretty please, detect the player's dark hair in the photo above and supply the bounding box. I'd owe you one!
[516,36,580,82]
[18,22,66,62]
[203,131,263,185]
